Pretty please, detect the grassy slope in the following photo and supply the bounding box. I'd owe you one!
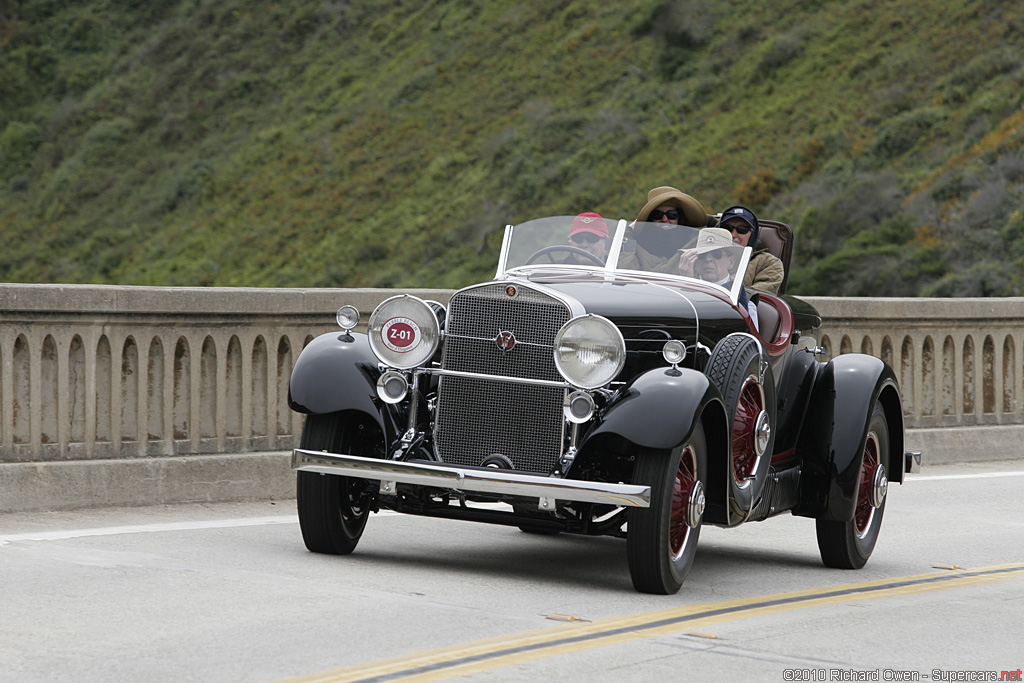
[1,0,1022,295]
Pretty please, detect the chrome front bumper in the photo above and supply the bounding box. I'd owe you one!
[292,449,651,509]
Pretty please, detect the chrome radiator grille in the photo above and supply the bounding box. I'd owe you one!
[435,284,570,474]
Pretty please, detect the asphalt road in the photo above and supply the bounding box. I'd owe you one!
[2,459,1023,683]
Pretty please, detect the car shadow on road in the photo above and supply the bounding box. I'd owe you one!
[298,519,826,592]
[328,527,636,591]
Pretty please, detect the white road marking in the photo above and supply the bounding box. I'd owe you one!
[910,471,1024,482]
[0,509,404,546]
[0,515,297,546]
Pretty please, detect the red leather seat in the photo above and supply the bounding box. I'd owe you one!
[757,298,782,342]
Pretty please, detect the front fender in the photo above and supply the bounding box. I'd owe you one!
[586,367,722,451]
[795,353,904,521]
[288,331,385,426]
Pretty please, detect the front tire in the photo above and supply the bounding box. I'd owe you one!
[296,413,379,555]
[627,423,707,594]
[816,401,890,569]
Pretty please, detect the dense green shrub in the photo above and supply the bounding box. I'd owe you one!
[868,106,948,161]
[0,0,1022,297]
[0,121,42,179]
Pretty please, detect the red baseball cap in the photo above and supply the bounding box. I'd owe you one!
[569,212,607,237]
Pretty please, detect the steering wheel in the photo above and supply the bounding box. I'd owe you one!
[524,245,605,267]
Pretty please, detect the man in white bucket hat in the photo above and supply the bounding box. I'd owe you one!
[678,227,759,330]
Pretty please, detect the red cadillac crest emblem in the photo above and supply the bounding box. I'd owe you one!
[505,285,517,297]
[495,330,516,351]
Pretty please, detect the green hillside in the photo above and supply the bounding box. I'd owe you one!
[2,0,1023,295]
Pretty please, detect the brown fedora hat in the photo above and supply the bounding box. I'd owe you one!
[635,186,708,227]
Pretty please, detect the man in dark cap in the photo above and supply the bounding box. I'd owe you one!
[719,205,784,295]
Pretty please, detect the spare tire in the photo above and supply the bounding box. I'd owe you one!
[704,333,776,521]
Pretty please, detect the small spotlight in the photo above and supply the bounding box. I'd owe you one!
[662,340,687,366]
[376,371,408,404]
[563,390,595,424]
[336,305,360,332]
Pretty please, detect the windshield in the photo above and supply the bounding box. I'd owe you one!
[498,216,752,304]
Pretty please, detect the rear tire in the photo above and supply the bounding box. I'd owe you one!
[816,401,889,569]
[296,413,379,555]
[627,423,707,594]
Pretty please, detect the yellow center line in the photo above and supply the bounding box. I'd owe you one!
[278,563,1024,683]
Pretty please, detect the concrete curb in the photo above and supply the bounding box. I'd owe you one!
[1,426,1020,513]
[0,452,295,513]
[904,425,1022,466]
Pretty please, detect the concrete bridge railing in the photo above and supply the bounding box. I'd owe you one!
[812,297,1024,430]
[1,284,1020,511]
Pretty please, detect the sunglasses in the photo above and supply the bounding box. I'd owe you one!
[649,209,680,221]
[697,250,727,261]
[571,232,601,244]
[726,223,752,235]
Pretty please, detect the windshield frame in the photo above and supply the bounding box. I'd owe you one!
[496,216,752,307]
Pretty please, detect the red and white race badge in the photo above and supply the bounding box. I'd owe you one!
[380,317,420,353]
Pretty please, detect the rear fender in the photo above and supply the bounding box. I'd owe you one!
[288,331,400,443]
[795,354,904,521]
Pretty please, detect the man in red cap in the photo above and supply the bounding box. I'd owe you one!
[566,212,609,265]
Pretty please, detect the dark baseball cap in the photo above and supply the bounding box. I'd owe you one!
[720,206,759,240]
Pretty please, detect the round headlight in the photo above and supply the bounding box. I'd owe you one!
[367,295,440,369]
[554,315,625,389]
[662,339,687,365]
[336,305,360,332]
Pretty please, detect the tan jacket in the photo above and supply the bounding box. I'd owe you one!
[743,249,785,295]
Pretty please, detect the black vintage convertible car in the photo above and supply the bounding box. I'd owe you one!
[288,215,921,594]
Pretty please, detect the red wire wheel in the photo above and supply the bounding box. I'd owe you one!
[731,377,765,486]
[815,401,890,570]
[669,445,698,558]
[854,433,881,537]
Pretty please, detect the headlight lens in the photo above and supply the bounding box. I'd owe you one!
[554,315,625,389]
[376,370,409,404]
[662,339,687,365]
[564,390,596,423]
[336,305,360,332]
[367,295,440,369]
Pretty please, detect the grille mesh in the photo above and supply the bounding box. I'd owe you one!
[435,284,570,474]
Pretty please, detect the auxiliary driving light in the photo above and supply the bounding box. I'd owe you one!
[662,339,687,366]
[564,390,595,423]
[376,370,409,404]
[336,305,360,332]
